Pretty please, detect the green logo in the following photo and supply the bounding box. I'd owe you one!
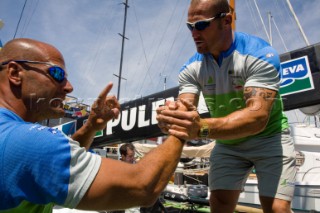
[280,179,287,186]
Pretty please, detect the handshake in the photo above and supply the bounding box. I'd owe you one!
[156,98,209,141]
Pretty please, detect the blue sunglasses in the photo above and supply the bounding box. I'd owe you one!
[186,13,227,31]
[1,60,66,83]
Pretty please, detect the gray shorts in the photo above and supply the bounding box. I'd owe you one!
[209,130,296,201]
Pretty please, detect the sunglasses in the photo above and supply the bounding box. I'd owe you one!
[186,13,227,31]
[1,60,66,83]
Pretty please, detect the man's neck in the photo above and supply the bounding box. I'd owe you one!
[210,31,234,61]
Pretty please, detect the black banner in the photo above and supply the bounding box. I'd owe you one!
[72,42,320,147]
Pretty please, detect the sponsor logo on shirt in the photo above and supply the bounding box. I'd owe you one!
[29,125,60,135]
[204,76,215,91]
[266,53,274,58]
[280,178,295,187]
[228,70,244,90]
[48,128,59,134]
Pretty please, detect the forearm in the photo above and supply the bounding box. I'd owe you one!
[204,107,269,140]
[77,136,185,210]
[139,136,185,194]
[71,123,96,150]
[160,88,276,141]
[204,90,274,140]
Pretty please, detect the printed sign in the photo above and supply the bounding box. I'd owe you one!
[53,43,320,146]
[280,56,314,96]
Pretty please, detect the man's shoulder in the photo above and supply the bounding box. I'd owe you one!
[0,116,68,151]
[179,52,207,73]
[234,32,280,64]
[235,32,275,53]
[0,108,23,123]
[187,52,206,64]
[235,32,269,45]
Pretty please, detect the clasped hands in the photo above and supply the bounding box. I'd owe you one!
[83,83,202,140]
[156,99,201,141]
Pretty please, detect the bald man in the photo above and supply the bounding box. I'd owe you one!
[0,38,186,213]
[156,0,296,212]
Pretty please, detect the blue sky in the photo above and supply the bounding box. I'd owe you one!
[0,0,320,123]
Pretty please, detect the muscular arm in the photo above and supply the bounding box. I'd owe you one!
[205,87,277,139]
[76,136,185,210]
[160,87,277,140]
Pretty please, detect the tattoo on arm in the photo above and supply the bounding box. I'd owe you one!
[244,87,275,101]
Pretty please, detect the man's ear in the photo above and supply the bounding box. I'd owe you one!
[224,14,233,26]
[7,63,23,86]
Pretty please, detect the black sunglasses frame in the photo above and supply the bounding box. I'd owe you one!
[1,60,66,83]
[186,13,227,31]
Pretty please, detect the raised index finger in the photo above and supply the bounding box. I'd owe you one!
[96,82,114,105]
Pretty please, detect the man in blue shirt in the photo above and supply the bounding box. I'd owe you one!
[0,38,186,212]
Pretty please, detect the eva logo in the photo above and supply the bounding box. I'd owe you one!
[280,56,314,96]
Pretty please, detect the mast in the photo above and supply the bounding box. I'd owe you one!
[0,20,4,50]
[229,0,236,30]
[285,0,310,46]
[116,0,129,100]
[0,19,4,30]
[270,14,289,52]
[253,0,270,43]
[268,12,272,46]
[160,74,167,91]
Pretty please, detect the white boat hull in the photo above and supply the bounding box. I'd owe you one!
[239,179,320,212]
[239,145,320,212]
